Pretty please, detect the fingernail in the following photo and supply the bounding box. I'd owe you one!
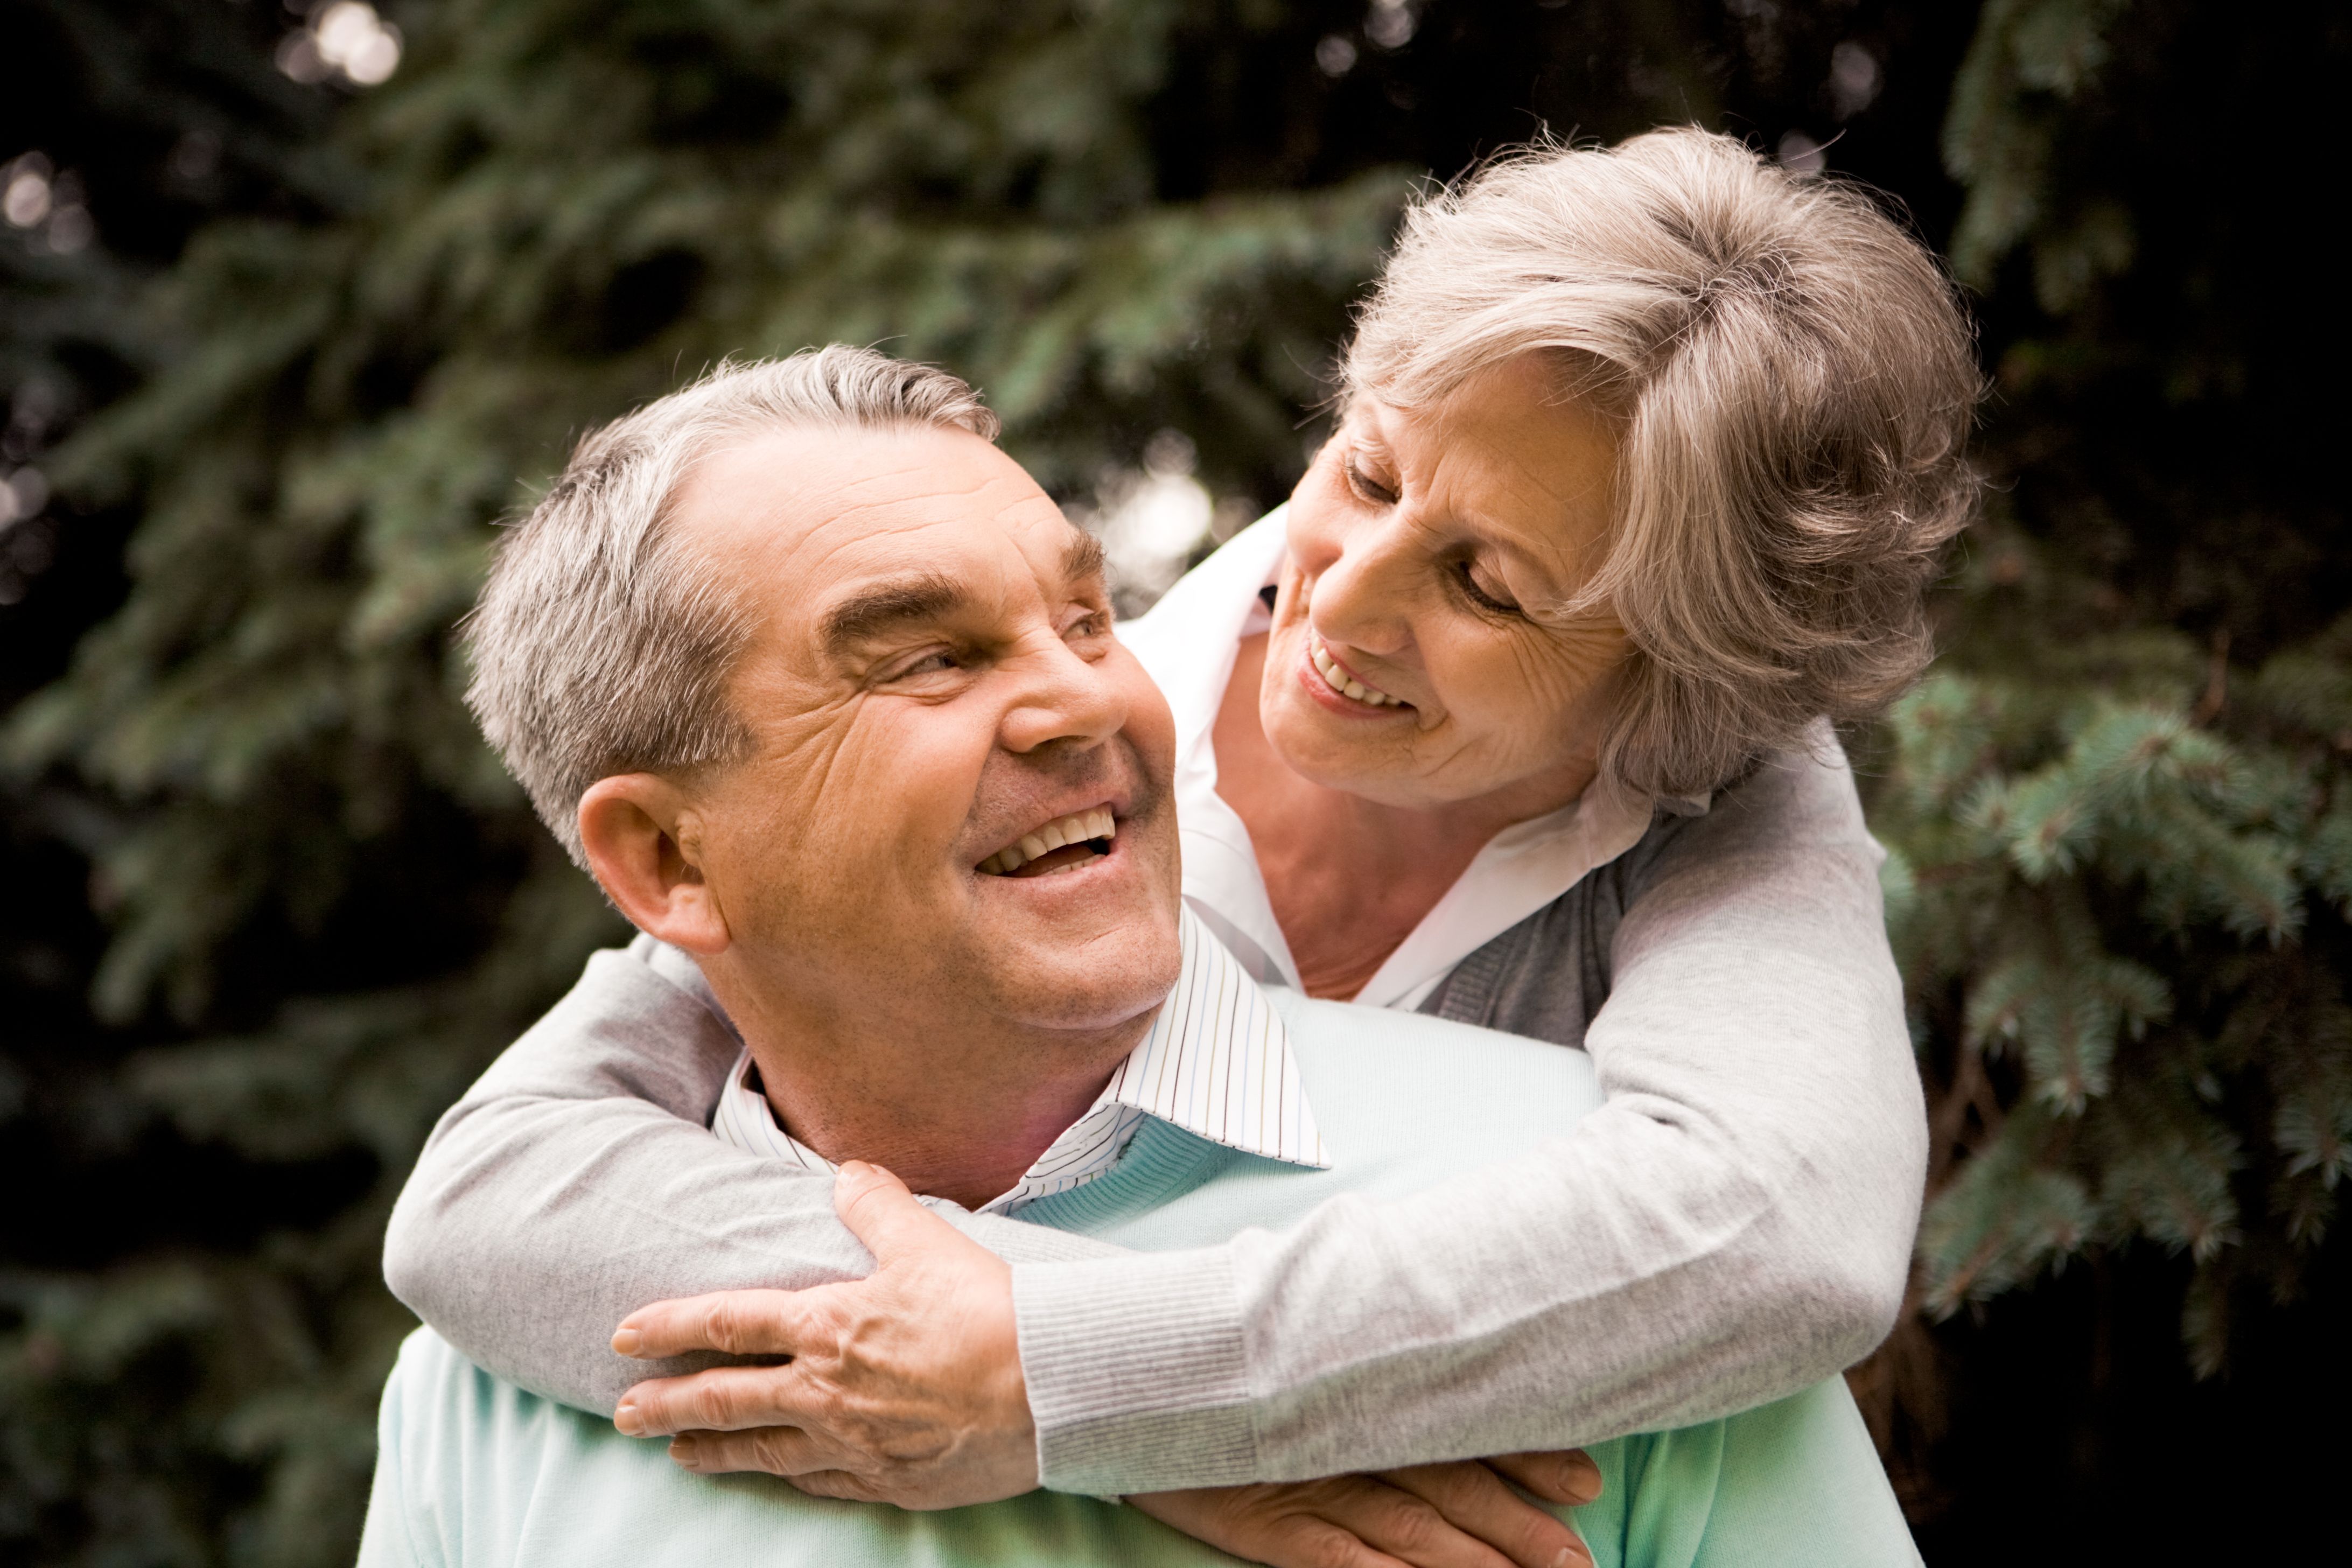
[669,1434,701,1468]
[1557,1454,1604,1504]
[614,1398,642,1436]
[610,1327,642,1356]
[1551,1546,1593,1568]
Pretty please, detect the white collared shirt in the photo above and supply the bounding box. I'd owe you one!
[711,907,1330,1213]
[1119,507,1671,1010]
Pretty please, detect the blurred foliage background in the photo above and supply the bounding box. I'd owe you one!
[3,1,2347,1563]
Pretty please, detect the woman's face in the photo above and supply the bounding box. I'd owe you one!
[1262,354,1631,817]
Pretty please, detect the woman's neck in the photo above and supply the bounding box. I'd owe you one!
[1211,633,1579,1000]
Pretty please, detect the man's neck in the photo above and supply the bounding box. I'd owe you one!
[697,961,1154,1210]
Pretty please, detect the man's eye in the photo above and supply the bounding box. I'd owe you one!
[1066,610,1111,641]
[1344,456,1399,506]
[892,650,962,679]
[1454,560,1522,617]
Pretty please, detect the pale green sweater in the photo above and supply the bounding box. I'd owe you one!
[359,991,1918,1567]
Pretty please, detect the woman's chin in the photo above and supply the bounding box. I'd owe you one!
[1261,696,1443,807]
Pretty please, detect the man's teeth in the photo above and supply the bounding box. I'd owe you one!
[979,807,1117,876]
[1311,638,1404,707]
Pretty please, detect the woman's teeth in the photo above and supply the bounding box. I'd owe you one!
[979,807,1117,876]
[1311,638,1404,707]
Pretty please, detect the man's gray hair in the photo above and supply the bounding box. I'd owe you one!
[465,346,999,865]
[1345,127,1985,798]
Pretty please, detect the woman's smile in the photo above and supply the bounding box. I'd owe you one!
[1303,633,1412,713]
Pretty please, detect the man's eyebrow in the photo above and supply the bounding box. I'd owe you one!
[1064,528,1107,585]
[820,573,969,653]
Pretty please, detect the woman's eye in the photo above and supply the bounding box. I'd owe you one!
[1343,456,1399,506]
[1455,561,1522,616]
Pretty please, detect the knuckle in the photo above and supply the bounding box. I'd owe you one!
[1418,1462,1483,1507]
[1381,1499,1447,1554]
[697,1434,749,1473]
[747,1430,795,1475]
[1299,1526,1370,1568]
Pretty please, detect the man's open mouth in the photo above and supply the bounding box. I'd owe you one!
[978,807,1117,878]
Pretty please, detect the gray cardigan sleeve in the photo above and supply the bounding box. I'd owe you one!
[384,737,1924,1490]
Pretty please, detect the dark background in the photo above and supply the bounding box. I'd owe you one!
[5,2,2349,1563]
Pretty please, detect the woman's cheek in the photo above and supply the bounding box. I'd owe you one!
[1490,634,1617,752]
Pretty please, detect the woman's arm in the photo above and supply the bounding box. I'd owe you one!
[390,730,1921,1487]
[380,937,1119,1416]
[1010,730,1924,1493]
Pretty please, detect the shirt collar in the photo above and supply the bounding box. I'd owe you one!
[1118,506,1705,1006]
[708,906,1328,1215]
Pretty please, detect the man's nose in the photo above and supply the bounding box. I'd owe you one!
[998,633,1125,755]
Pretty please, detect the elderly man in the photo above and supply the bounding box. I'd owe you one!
[356,348,1917,1568]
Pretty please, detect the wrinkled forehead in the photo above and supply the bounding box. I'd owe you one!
[670,422,1093,647]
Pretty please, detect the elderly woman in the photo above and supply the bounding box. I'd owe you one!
[387,128,1977,1561]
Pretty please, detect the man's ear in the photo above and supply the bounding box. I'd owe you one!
[578,774,730,955]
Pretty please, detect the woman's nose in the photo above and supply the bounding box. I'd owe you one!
[1294,506,1412,659]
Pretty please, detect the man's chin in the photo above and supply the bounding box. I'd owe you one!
[970,918,1184,1035]
[956,822,1183,1030]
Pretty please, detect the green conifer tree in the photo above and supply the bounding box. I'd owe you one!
[1851,0,2352,1529]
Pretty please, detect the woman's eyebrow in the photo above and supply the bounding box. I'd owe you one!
[819,572,969,654]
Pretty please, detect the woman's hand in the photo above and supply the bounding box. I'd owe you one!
[608,1160,1038,1508]
[1130,1454,1602,1568]
[607,1160,1606,1568]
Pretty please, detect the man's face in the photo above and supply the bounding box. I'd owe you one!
[665,423,1182,1045]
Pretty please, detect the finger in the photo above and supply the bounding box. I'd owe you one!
[786,1469,892,1504]
[666,1425,843,1478]
[1268,1518,1418,1568]
[1483,1451,1604,1508]
[1380,1463,1590,1568]
[611,1287,824,1359]
[615,1364,829,1437]
[1128,1487,1422,1568]
[1316,1477,1520,1568]
[831,1160,969,1265]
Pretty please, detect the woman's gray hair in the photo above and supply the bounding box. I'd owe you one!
[464,346,999,866]
[1345,126,1984,798]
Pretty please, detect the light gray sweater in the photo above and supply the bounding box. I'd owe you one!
[381,727,1927,1496]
